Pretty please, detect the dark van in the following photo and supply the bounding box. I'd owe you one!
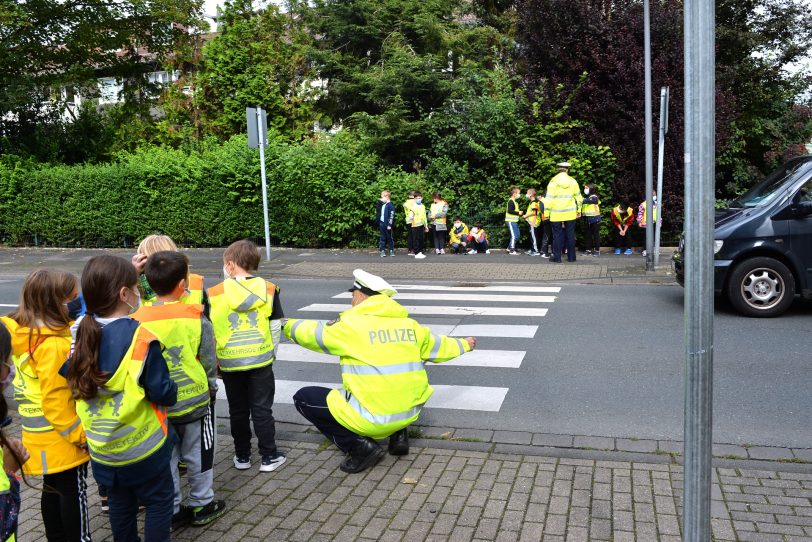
[673,155,812,317]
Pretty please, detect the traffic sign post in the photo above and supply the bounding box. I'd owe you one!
[247,107,271,261]
[654,86,669,267]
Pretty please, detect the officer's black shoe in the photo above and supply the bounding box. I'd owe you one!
[388,429,409,456]
[339,437,385,474]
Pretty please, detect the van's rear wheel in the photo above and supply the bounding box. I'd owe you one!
[727,257,795,317]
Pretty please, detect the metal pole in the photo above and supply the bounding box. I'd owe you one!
[257,107,272,261]
[683,0,715,539]
[654,86,668,267]
[644,0,654,271]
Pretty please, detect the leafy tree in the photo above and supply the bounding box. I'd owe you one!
[193,0,319,139]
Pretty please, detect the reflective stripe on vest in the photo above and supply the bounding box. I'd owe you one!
[12,338,58,434]
[208,278,276,371]
[430,202,447,225]
[411,204,427,227]
[505,199,520,222]
[347,394,423,425]
[341,361,424,377]
[76,327,168,467]
[132,303,209,419]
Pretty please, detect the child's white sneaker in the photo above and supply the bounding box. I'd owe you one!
[260,453,286,472]
[414,253,426,259]
[233,455,251,470]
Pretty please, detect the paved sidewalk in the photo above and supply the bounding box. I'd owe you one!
[18,426,812,542]
[0,247,677,284]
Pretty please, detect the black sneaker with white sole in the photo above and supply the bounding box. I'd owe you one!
[260,453,287,472]
[233,455,251,470]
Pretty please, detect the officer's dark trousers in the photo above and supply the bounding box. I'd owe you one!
[551,220,576,262]
[293,387,359,453]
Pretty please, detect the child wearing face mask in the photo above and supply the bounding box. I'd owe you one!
[449,218,469,254]
[467,225,491,254]
[209,240,287,474]
[581,184,602,256]
[0,269,93,542]
[65,255,178,541]
[409,192,429,260]
[0,321,31,542]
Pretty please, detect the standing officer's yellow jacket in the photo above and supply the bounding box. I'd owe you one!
[0,317,88,475]
[284,295,471,439]
[544,172,583,222]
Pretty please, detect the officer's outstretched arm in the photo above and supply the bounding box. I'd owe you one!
[416,325,473,363]
[283,318,346,356]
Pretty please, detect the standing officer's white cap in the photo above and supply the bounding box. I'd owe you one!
[557,162,571,168]
[349,269,398,297]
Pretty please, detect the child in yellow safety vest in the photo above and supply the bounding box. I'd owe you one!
[132,251,226,529]
[581,183,602,256]
[66,255,178,541]
[207,240,287,473]
[524,188,541,255]
[1,269,92,541]
[409,193,429,259]
[0,321,30,542]
[467,225,491,254]
[449,218,469,254]
[429,192,449,255]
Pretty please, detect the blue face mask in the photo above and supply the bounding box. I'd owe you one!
[65,295,85,320]
[415,198,422,205]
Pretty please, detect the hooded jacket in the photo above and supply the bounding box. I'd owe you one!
[544,171,583,222]
[0,316,88,475]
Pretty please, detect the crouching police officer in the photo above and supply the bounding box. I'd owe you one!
[283,269,476,474]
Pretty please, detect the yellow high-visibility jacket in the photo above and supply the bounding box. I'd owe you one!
[544,172,583,222]
[284,295,471,439]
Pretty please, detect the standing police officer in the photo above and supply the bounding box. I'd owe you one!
[284,270,476,474]
[544,162,583,263]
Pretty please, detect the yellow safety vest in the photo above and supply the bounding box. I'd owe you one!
[284,295,472,440]
[430,202,447,226]
[411,204,427,228]
[0,457,15,542]
[505,198,521,222]
[403,199,415,225]
[143,273,205,307]
[582,198,601,217]
[76,327,169,467]
[545,172,583,222]
[640,201,659,227]
[207,277,276,372]
[525,200,541,226]
[613,206,634,224]
[11,336,53,436]
[132,303,209,420]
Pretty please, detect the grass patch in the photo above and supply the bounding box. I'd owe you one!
[777,457,811,464]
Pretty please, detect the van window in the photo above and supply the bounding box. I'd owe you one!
[731,161,812,208]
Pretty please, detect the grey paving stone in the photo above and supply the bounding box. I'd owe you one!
[573,435,614,450]
[532,433,574,447]
[616,438,658,453]
[493,430,533,445]
[453,428,495,442]
[748,446,795,461]
[792,448,812,461]
[657,440,682,454]
[713,444,749,458]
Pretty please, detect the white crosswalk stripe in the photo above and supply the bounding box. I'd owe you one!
[299,303,549,317]
[279,282,561,414]
[216,379,509,412]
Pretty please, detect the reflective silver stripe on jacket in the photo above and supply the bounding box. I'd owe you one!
[218,350,275,369]
[454,338,466,356]
[21,414,53,431]
[89,426,166,465]
[85,423,137,443]
[426,334,443,361]
[59,417,82,437]
[314,321,330,354]
[168,391,210,415]
[341,361,424,377]
[347,396,422,425]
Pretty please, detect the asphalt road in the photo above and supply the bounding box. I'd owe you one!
[1,275,810,449]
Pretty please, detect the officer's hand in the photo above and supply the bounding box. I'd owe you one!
[131,253,148,273]
[465,337,477,350]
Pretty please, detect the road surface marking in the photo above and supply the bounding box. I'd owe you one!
[0,304,17,308]
[277,343,525,368]
[332,292,556,303]
[217,379,508,412]
[391,284,561,293]
[451,324,538,338]
[299,304,549,317]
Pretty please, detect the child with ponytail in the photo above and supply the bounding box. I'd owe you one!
[0,321,30,542]
[0,269,91,542]
[66,255,178,541]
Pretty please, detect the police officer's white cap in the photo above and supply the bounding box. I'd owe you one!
[557,162,571,168]
[350,269,397,297]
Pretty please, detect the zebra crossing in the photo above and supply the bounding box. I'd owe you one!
[240,282,561,414]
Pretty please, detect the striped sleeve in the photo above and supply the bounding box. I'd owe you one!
[416,325,471,364]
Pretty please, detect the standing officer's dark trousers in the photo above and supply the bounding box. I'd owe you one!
[551,220,576,262]
[293,386,359,453]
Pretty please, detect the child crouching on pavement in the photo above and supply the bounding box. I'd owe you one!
[467,225,490,254]
[208,240,287,473]
[449,218,469,254]
[132,251,225,530]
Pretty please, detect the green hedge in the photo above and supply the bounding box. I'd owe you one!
[0,132,621,248]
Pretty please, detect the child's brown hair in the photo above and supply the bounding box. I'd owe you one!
[224,240,261,272]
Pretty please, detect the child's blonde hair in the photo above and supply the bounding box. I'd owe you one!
[137,234,178,256]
